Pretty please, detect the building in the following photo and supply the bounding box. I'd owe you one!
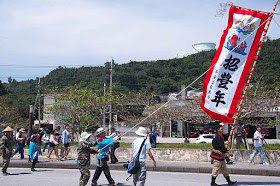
[34,94,66,130]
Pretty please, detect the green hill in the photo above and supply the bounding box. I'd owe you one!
[3,38,280,120]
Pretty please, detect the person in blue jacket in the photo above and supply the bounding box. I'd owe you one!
[28,134,42,171]
[92,128,120,186]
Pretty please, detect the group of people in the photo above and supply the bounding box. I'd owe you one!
[77,126,156,186]
[1,123,269,186]
[0,124,73,174]
[210,123,268,186]
[42,124,72,161]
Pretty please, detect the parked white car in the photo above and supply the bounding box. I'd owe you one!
[195,134,215,143]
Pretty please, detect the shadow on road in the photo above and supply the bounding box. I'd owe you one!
[221,182,280,186]
[98,183,131,186]
[34,169,54,172]
[7,172,32,175]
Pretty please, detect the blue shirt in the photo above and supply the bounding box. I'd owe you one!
[97,138,114,159]
[132,136,151,162]
[28,142,42,160]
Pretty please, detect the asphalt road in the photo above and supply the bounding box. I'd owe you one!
[1,168,280,186]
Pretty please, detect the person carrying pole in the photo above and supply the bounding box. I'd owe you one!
[210,123,237,186]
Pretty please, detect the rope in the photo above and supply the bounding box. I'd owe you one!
[97,12,275,153]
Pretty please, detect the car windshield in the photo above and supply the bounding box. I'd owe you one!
[203,135,214,138]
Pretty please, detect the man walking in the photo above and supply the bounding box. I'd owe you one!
[210,124,237,186]
[62,124,71,160]
[12,128,26,159]
[107,127,119,163]
[0,126,14,175]
[132,127,156,186]
[248,126,268,165]
[92,128,119,186]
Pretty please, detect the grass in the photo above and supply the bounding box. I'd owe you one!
[120,142,280,150]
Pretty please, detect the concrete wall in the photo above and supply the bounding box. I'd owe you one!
[68,147,280,164]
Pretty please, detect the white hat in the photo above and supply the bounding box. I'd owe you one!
[135,127,147,137]
[80,132,92,140]
[96,128,106,136]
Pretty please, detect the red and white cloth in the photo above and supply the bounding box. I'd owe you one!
[201,6,269,124]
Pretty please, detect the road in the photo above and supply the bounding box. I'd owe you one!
[1,168,280,186]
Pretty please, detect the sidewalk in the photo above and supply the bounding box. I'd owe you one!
[1,157,279,177]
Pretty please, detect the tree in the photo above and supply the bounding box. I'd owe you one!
[0,81,7,96]
[48,87,120,135]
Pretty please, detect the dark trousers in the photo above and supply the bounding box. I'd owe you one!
[2,155,11,173]
[31,158,38,170]
[110,143,118,163]
[92,158,114,185]
[12,143,24,159]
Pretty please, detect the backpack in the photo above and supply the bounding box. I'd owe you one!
[124,137,147,180]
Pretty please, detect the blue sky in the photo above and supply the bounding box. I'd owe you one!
[0,0,279,82]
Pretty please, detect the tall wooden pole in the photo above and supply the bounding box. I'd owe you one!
[226,0,279,149]
[103,83,106,129]
[27,105,34,138]
[109,59,113,130]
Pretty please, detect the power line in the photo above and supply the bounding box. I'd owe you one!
[0,64,99,68]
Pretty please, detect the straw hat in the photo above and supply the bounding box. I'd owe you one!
[3,126,13,132]
[135,127,147,137]
[96,128,106,136]
[80,132,92,140]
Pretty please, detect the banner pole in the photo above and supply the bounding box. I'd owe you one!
[226,0,279,149]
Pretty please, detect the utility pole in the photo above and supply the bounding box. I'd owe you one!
[109,59,113,130]
[27,105,34,138]
[37,77,41,125]
[103,83,106,129]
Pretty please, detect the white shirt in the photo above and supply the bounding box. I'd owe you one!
[253,131,263,147]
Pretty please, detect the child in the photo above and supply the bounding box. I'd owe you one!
[28,134,42,171]
[77,132,97,186]
[92,128,119,186]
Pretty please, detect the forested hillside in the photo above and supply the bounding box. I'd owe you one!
[5,38,280,95]
[2,38,280,121]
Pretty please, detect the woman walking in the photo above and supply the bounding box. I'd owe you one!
[48,130,60,161]
[28,134,42,171]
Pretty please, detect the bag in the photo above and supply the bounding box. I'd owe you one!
[124,137,147,175]
[127,156,141,174]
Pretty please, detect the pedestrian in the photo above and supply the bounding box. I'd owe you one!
[92,127,119,186]
[12,128,26,159]
[28,134,42,171]
[77,132,98,186]
[42,129,50,154]
[0,126,14,176]
[248,126,268,165]
[47,129,60,161]
[132,127,156,186]
[107,127,120,163]
[150,127,158,148]
[210,123,237,186]
[55,126,64,158]
[62,124,71,160]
